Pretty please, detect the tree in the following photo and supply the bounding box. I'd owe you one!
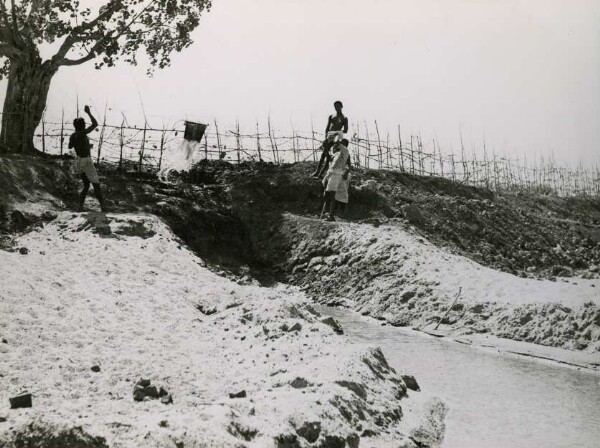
[0,0,211,154]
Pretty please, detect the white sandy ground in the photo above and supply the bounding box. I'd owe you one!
[314,219,600,308]
[0,212,445,448]
[282,214,600,364]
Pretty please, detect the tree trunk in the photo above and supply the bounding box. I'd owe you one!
[0,57,56,154]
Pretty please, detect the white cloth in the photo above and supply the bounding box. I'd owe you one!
[76,156,100,183]
[325,130,344,143]
[323,170,343,192]
[322,145,350,193]
[335,173,350,203]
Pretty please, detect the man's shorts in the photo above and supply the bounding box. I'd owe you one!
[76,156,100,184]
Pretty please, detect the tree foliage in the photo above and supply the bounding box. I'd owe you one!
[0,0,212,75]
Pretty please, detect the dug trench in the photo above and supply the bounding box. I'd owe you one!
[3,156,600,356]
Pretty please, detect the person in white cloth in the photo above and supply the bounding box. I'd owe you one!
[69,105,107,212]
[320,138,351,221]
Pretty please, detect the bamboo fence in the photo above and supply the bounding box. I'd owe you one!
[1,111,598,198]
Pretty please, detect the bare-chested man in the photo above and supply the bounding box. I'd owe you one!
[312,100,348,178]
[69,106,107,212]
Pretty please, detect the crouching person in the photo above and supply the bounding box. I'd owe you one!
[69,106,107,212]
[321,139,351,221]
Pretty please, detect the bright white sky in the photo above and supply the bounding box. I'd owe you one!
[2,0,599,163]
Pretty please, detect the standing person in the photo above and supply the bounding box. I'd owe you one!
[312,100,349,178]
[69,105,107,212]
[320,138,351,221]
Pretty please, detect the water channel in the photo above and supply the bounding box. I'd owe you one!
[318,306,600,448]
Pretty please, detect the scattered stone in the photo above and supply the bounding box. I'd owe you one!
[133,388,146,402]
[143,385,159,398]
[290,377,311,389]
[335,380,368,400]
[275,433,301,448]
[401,375,421,392]
[1,338,7,344]
[91,365,101,373]
[0,416,7,423]
[160,394,174,405]
[158,386,169,398]
[229,390,247,399]
[159,420,169,428]
[589,265,599,273]
[136,379,151,388]
[288,322,302,332]
[41,211,58,222]
[10,210,31,232]
[195,304,217,315]
[320,316,344,334]
[10,393,32,409]
[133,379,170,403]
[295,421,321,443]
[19,247,29,255]
[361,429,378,437]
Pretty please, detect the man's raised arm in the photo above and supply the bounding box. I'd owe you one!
[84,105,98,134]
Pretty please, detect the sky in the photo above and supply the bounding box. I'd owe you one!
[1,0,599,163]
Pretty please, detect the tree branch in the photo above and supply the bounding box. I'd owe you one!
[54,0,160,68]
[9,0,22,42]
[26,0,42,21]
[59,34,113,66]
[50,1,120,65]
[0,41,18,58]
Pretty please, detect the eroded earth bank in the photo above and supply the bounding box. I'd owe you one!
[1,154,600,446]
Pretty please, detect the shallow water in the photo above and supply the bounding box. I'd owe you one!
[319,306,600,448]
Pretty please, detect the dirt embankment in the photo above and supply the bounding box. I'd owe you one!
[1,158,449,448]
[2,156,600,355]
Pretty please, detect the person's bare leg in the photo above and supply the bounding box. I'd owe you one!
[328,191,337,221]
[312,147,328,177]
[325,191,336,221]
[79,174,90,211]
[92,183,107,212]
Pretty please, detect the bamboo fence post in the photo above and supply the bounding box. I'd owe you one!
[203,129,208,159]
[138,123,147,171]
[472,148,478,186]
[235,120,241,163]
[256,122,262,161]
[310,119,317,162]
[118,120,124,169]
[451,153,456,182]
[374,120,383,169]
[436,138,444,178]
[267,116,278,163]
[354,123,361,167]
[60,108,64,155]
[97,105,107,163]
[397,125,403,171]
[157,127,165,170]
[364,122,371,169]
[214,120,222,156]
[386,132,391,168]
[410,135,415,174]
[41,113,45,153]
[418,133,424,176]
[459,128,467,182]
